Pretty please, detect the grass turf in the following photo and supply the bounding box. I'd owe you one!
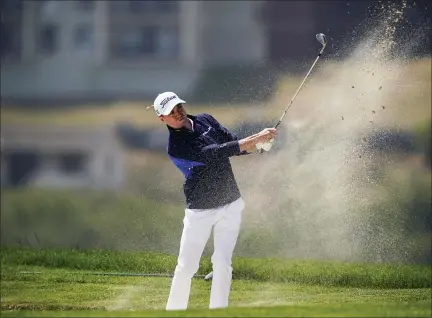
[0,248,431,316]
[1,265,430,316]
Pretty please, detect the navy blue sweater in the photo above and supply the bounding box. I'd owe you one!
[167,113,248,209]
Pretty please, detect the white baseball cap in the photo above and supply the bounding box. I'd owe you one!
[153,92,186,116]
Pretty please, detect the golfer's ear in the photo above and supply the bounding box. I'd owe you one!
[159,116,165,122]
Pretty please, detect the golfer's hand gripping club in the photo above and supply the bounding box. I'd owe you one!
[253,128,277,152]
[257,33,327,154]
[255,139,274,152]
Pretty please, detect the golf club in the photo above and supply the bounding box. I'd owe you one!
[204,271,213,281]
[257,33,327,153]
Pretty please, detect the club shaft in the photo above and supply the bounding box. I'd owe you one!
[257,38,326,154]
[274,49,325,129]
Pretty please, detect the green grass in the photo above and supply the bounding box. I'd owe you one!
[0,188,185,254]
[2,303,432,317]
[1,265,430,317]
[1,248,431,317]
[2,184,431,263]
[2,247,431,289]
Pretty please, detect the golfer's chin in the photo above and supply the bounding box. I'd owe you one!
[178,116,189,126]
[169,117,188,129]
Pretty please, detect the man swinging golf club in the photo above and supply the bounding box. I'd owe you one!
[150,92,277,310]
[169,33,328,288]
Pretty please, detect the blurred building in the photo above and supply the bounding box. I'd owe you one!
[0,124,125,190]
[1,0,380,102]
[1,0,268,101]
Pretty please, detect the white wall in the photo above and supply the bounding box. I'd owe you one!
[200,1,267,65]
[1,124,125,190]
[1,1,96,98]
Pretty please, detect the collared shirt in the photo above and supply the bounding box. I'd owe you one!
[188,118,194,132]
[167,113,248,209]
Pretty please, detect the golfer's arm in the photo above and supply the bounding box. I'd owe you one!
[238,133,260,153]
[199,141,242,161]
[205,114,257,154]
[198,133,262,160]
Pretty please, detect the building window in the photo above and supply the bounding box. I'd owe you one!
[0,0,23,11]
[1,0,23,61]
[156,1,179,13]
[74,24,93,52]
[107,0,180,61]
[110,27,144,58]
[0,22,22,60]
[110,26,178,59]
[110,1,179,13]
[75,0,95,11]
[58,153,87,174]
[39,0,59,20]
[131,0,178,12]
[39,24,58,55]
[128,1,152,12]
[156,27,178,58]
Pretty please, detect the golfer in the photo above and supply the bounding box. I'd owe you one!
[151,92,277,310]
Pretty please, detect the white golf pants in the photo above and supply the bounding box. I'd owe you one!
[166,197,244,310]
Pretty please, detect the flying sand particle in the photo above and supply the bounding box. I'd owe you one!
[229,2,428,265]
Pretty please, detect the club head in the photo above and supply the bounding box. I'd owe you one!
[204,271,213,281]
[316,33,327,47]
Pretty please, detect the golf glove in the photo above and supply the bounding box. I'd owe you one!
[256,138,274,152]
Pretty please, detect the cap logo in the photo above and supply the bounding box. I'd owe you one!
[160,95,176,108]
